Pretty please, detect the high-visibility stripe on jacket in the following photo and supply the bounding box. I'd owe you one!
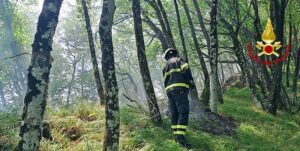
[162,57,193,92]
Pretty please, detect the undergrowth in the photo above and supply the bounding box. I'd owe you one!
[1,88,299,151]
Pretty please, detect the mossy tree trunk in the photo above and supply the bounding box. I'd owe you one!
[81,0,106,105]
[18,0,63,150]
[99,0,120,150]
[209,0,219,113]
[132,0,162,125]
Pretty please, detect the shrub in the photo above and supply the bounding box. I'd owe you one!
[61,126,82,141]
[74,103,98,121]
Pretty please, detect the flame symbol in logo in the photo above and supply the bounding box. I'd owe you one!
[256,19,281,57]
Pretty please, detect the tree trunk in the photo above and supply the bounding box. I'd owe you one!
[222,27,263,109]
[99,0,120,150]
[292,24,299,100]
[286,13,292,87]
[209,0,219,113]
[181,0,210,107]
[219,1,264,109]
[146,0,174,48]
[156,0,176,48]
[81,0,106,105]
[132,0,162,125]
[142,14,169,50]
[193,0,224,104]
[18,0,63,150]
[268,0,286,115]
[0,82,6,107]
[220,58,225,84]
[251,0,272,93]
[80,58,86,99]
[66,62,77,107]
[251,0,261,40]
[292,48,300,99]
[173,0,203,107]
[192,0,210,50]
[237,43,264,109]
[173,0,187,61]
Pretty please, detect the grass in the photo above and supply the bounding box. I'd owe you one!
[0,109,20,151]
[219,88,300,151]
[1,88,300,151]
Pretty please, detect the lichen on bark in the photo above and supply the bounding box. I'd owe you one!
[18,0,63,150]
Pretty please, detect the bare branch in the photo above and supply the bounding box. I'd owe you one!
[0,52,31,61]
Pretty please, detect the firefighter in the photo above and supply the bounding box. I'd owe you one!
[162,48,194,149]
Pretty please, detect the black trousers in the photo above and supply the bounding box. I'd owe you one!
[167,89,189,137]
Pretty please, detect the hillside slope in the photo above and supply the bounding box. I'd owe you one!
[1,87,300,151]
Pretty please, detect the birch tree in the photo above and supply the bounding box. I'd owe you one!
[209,0,219,112]
[99,0,120,150]
[18,0,63,150]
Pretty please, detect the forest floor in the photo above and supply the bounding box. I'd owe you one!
[1,87,300,151]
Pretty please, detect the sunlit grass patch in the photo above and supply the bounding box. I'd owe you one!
[41,102,105,151]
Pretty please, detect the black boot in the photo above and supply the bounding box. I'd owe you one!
[175,135,192,149]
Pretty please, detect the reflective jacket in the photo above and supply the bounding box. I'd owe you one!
[162,57,194,93]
